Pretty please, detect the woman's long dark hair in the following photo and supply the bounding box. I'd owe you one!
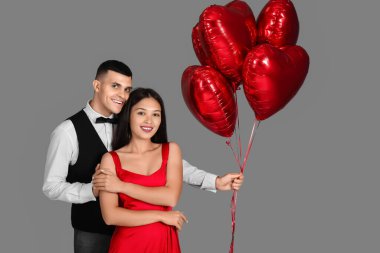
[112,88,168,150]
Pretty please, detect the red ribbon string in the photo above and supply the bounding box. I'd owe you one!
[226,117,260,253]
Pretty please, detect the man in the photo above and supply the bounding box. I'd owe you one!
[43,60,244,253]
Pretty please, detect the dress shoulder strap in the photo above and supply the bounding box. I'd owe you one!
[109,151,123,176]
[162,142,170,165]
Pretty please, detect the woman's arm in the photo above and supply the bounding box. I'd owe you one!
[96,143,183,207]
[99,153,175,227]
[99,153,162,227]
[120,142,183,207]
[99,152,187,229]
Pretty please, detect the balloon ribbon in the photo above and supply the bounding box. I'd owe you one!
[226,117,260,253]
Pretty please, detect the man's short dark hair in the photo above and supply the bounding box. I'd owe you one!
[95,60,132,80]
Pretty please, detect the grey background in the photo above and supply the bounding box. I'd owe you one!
[1,0,379,252]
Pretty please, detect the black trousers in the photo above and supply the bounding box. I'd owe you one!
[74,229,112,253]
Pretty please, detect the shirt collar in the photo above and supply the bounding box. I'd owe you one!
[84,100,115,124]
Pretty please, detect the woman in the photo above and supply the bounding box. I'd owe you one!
[99,88,187,253]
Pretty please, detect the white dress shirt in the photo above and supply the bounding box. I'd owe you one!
[43,101,217,204]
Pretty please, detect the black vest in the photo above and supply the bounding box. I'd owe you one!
[66,110,115,235]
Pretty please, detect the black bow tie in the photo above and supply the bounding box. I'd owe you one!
[95,117,118,124]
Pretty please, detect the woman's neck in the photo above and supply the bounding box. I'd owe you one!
[127,138,158,154]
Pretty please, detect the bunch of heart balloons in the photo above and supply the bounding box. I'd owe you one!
[181,1,309,252]
[181,0,310,138]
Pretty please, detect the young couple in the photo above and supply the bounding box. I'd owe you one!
[43,60,244,253]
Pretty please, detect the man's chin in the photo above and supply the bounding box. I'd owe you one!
[110,106,123,115]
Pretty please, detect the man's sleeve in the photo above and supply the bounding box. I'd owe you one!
[182,159,218,193]
[42,122,96,203]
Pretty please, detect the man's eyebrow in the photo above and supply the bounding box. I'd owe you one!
[112,82,132,90]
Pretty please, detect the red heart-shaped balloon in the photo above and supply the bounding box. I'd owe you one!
[225,0,257,43]
[192,1,257,70]
[243,44,309,120]
[257,0,299,47]
[192,24,213,67]
[182,65,237,137]
[194,2,257,89]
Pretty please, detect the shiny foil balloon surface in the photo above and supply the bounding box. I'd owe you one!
[225,0,257,45]
[243,44,309,120]
[192,1,257,83]
[197,3,256,88]
[182,66,237,137]
[192,24,213,66]
[257,0,299,46]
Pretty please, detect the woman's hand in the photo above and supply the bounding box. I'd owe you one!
[159,210,188,231]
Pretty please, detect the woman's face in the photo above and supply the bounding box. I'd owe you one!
[130,97,162,141]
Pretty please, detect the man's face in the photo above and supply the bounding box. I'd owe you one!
[93,70,132,116]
